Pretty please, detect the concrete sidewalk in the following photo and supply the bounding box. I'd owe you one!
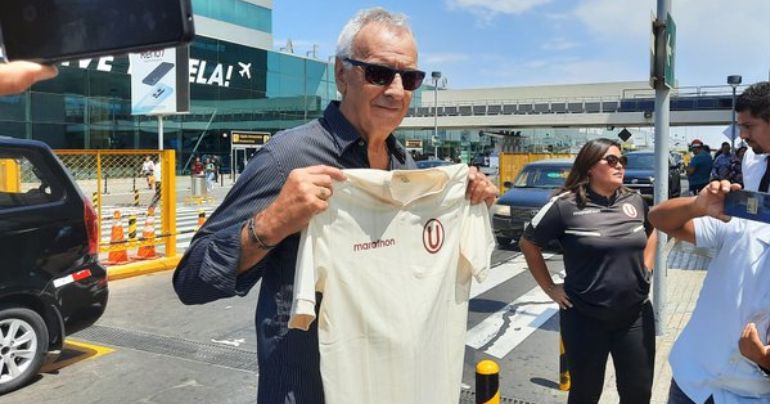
[599,240,713,403]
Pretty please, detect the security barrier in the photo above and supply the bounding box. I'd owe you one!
[498,152,574,194]
[53,149,177,262]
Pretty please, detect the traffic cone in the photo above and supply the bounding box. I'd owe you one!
[105,210,128,265]
[135,216,157,260]
[194,208,206,232]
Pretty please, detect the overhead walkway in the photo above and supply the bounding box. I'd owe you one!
[401,84,739,129]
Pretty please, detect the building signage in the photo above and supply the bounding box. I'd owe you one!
[129,47,190,115]
[405,139,423,149]
[231,131,271,146]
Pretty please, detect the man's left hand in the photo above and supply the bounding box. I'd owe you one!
[466,166,498,207]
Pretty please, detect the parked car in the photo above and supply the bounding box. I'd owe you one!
[492,159,573,248]
[622,151,682,203]
[415,159,453,169]
[0,138,108,394]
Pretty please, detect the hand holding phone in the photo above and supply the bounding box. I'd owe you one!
[0,0,194,63]
[724,190,770,224]
[0,61,57,96]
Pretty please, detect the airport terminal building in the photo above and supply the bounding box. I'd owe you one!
[0,0,340,171]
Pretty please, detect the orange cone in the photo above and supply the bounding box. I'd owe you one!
[135,216,157,260]
[106,210,128,265]
[194,208,206,232]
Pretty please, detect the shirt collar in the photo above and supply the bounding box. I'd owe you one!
[586,186,621,205]
[321,101,406,165]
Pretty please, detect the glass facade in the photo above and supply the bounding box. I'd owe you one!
[0,36,337,173]
[192,0,272,33]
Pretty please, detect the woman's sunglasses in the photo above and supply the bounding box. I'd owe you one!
[344,58,426,91]
[601,155,627,168]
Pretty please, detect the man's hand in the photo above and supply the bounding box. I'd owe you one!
[0,61,58,96]
[546,284,573,310]
[257,165,346,244]
[694,179,742,222]
[466,166,498,207]
[739,322,769,367]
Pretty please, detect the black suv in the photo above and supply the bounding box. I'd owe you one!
[0,138,108,394]
[623,151,682,203]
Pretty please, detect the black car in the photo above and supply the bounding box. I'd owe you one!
[0,138,108,394]
[623,151,682,203]
[492,159,573,247]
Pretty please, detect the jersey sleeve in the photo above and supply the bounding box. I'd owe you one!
[693,216,727,250]
[288,223,321,331]
[459,202,495,282]
[522,194,566,247]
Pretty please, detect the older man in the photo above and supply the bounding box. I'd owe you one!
[173,7,497,403]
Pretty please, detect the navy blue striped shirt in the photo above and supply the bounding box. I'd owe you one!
[173,101,416,403]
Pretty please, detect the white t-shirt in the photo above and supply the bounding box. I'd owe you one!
[742,147,767,191]
[289,164,494,404]
[670,216,770,403]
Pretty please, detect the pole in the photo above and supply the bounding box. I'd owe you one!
[158,115,164,150]
[433,79,439,159]
[652,0,671,337]
[731,86,737,148]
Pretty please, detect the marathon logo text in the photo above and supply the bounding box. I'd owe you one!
[353,239,396,252]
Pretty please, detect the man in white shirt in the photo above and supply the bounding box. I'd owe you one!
[652,81,770,403]
[289,164,494,404]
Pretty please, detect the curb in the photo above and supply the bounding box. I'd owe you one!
[106,256,182,281]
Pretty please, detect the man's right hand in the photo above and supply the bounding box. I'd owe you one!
[257,165,346,244]
[693,179,742,222]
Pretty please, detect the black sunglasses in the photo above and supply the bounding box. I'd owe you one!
[344,58,426,91]
[601,155,627,167]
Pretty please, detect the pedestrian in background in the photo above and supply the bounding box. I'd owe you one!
[141,156,155,190]
[204,158,215,191]
[726,145,747,187]
[686,139,713,194]
[172,7,497,403]
[711,141,732,180]
[191,156,204,176]
[519,138,657,404]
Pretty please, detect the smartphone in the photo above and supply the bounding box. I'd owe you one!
[133,83,174,114]
[724,190,770,223]
[142,62,175,86]
[0,0,194,63]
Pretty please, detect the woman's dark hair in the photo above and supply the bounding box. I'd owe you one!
[557,138,625,208]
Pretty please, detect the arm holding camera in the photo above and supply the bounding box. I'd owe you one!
[0,61,58,96]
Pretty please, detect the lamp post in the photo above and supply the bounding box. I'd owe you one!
[431,71,441,159]
[728,74,742,148]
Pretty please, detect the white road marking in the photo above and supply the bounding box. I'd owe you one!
[466,271,564,359]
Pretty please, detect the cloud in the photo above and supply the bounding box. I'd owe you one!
[571,0,770,85]
[447,0,552,20]
[422,52,472,65]
[541,38,580,51]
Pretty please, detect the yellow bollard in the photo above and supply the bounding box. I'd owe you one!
[128,214,137,242]
[560,336,571,391]
[475,359,500,404]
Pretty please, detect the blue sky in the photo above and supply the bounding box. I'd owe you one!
[272,0,770,146]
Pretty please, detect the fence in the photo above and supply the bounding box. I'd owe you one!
[498,152,574,193]
[54,149,177,261]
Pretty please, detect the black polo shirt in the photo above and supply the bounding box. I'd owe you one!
[522,188,652,321]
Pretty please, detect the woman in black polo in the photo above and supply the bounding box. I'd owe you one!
[520,138,657,403]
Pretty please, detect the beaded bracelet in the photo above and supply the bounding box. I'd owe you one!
[246,215,276,251]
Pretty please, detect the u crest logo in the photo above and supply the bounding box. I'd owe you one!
[422,219,444,254]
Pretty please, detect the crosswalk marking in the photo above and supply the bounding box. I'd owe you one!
[98,205,217,253]
[466,271,564,359]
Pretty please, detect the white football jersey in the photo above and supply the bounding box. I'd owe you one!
[289,164,494,404]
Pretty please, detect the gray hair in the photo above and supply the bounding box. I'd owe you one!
[335,7,414,62]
